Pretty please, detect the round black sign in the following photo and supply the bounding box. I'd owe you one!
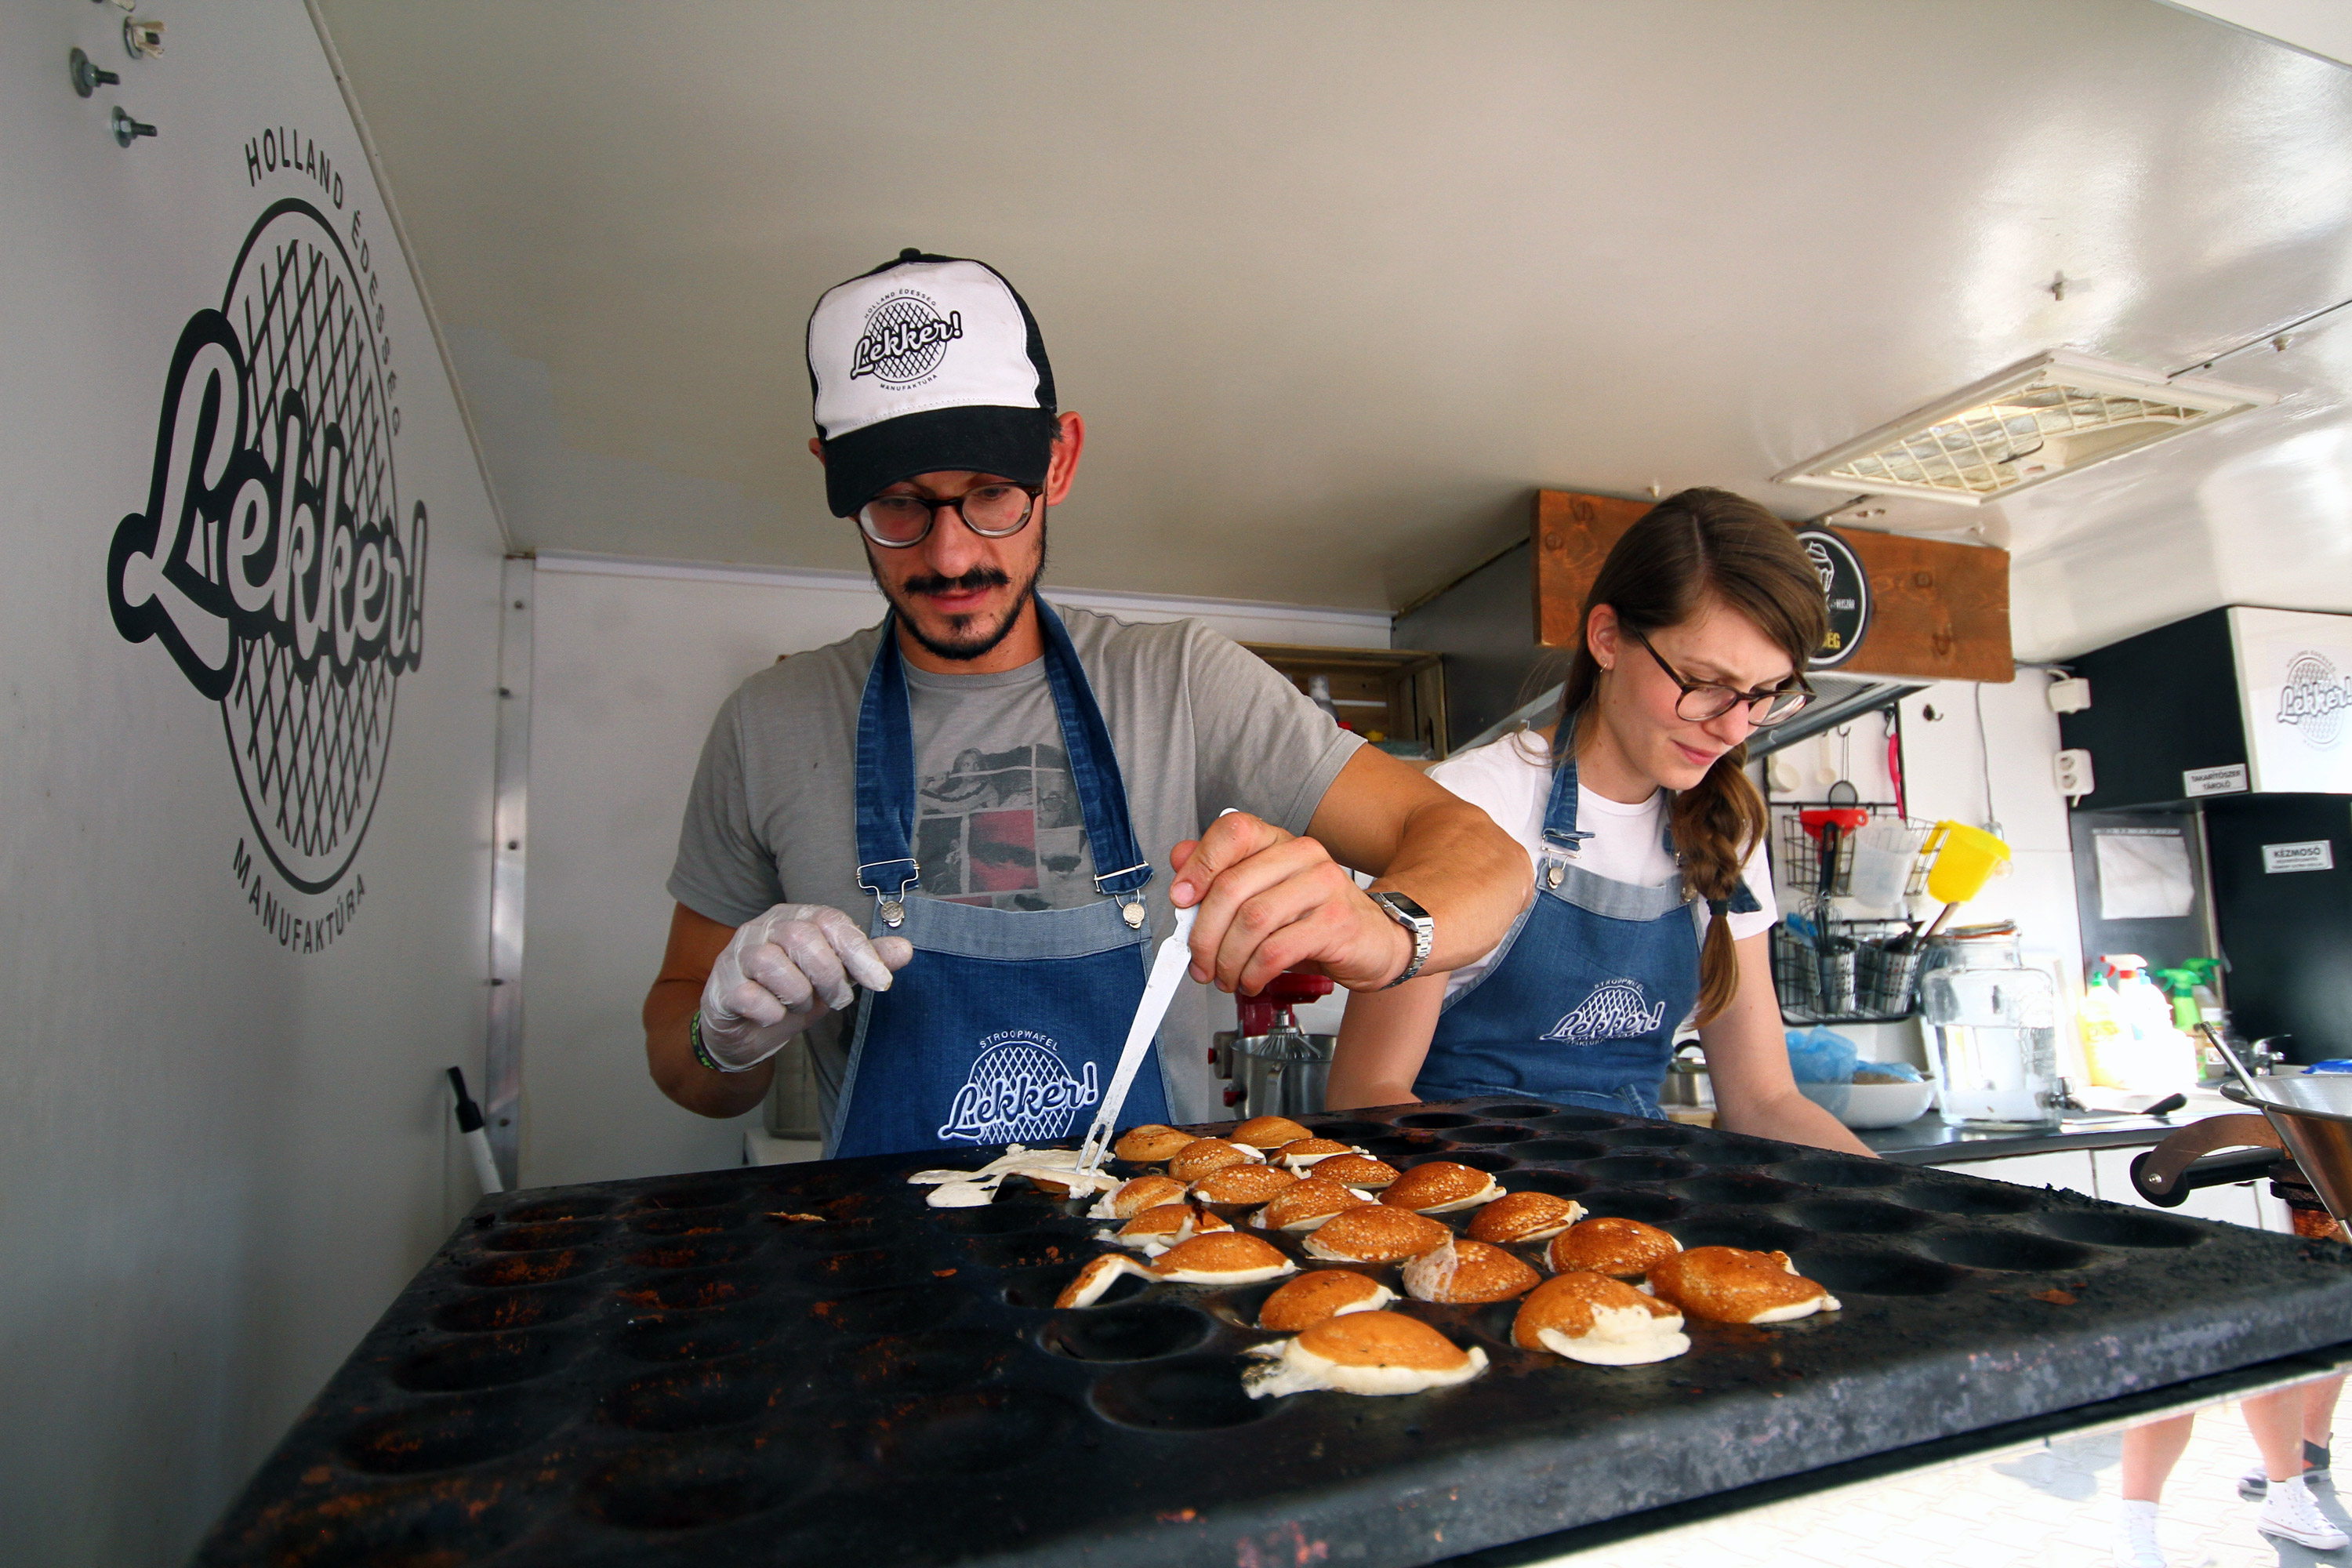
[1794,527,1869,669]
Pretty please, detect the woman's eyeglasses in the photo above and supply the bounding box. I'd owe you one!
[856,483,1041,548]
[1628,628,1813,726]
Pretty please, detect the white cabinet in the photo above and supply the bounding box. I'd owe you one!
[1927,1145,2284,1232]
[1928,1150,2096,1196]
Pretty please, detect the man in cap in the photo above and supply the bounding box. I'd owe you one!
[646,249,1525,1156]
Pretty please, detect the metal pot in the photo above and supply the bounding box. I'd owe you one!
[1225,1028,1334,1120]
[2132,1075,2352,1229]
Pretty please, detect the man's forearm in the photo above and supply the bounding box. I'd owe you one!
[644,978,775,1118]
[1366,797,1531,975]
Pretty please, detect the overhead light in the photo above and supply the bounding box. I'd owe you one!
[1776,350,2274,507]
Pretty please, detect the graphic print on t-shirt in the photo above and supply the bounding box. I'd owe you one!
[915,743,1093,910]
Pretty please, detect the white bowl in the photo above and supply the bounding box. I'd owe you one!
[1796,1078,1937,1130]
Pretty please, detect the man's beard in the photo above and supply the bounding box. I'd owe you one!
[877,552,1044,662]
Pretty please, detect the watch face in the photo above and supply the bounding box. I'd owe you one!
[1381,891,1431,924]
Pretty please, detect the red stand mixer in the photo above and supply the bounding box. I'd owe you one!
[1214,969,1336,1116]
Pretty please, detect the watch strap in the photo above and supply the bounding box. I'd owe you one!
[1373,891,1435,989]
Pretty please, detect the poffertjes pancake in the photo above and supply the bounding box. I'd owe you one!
[1301,1203,1451,1265]
[1169,1138,1266,1181]
[1242,1311,1488,1398]
[1647,1246,1841,1324]
[1467,1190,1585,1245]
[1232,1116,1314,1150]
[1311,1153,1400,1189]
[1189,1163,1298,1208]
[1109,1203,1232,1252]
[1512,1271,1690,1364]
[1546,1215,1682,1279]
[1147,1230,1297,1285]
[1089,1174,1189,1220]
[1379,1160,1504,1214]
[1399,1237,1541,1304]
[1113,1124,1199,1163]
[1256,1269,1395,1331]
[1054,1253,1147,1308]
[1274,1138,1360,1170]
[1254,1177,1374,1232]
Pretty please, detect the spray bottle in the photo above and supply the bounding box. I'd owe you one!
[2092,955,2198,1093]
[2179,956,2245,1084]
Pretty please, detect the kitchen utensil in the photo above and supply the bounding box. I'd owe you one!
[199,1097,2352,1568]
[1073,902,1196,1177]
[1797,805,1872,898]
[1854,934,1924,1014]
[1798,793,1872,1001]
[1847,816,1930,911]
[1889,826,2012,953]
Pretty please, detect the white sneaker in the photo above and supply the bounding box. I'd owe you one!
[2115,1502,2169,1567]
[2257,1474,2350,1550]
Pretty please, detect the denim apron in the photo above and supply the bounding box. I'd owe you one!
[1417,725,1759,1118]
[828,601,1171,1159]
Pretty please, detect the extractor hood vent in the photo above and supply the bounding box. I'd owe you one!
[1776,350,2273,507]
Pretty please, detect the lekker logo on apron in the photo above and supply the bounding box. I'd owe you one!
[936,1030,1102,1145]
[1543,978,1669,1044]
[1419,720,1757,1120]
[828,601,1171,1160]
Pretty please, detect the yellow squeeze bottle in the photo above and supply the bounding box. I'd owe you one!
[2080,972,2131,1089]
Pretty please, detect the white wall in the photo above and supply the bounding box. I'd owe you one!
[0,6,505,1564]
[520,554,1388,1188]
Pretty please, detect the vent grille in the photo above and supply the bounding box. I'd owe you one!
[1777,352,2270,506]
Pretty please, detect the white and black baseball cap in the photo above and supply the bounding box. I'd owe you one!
[806,249,1059,518]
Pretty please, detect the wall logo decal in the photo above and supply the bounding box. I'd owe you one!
[2276,650,2352,750]
[1792,527,1870,670]
[851,289,963,387]
[936,1030,1100,1144]
[1542,978,1667,1044]
[107,145,425,953]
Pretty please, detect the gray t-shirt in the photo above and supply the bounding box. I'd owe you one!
[906,663,1094,911]
[668,602,1364,1127]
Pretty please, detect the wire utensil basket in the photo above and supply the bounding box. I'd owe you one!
[1771,809,1933,902]
[1772,918,1922,1024]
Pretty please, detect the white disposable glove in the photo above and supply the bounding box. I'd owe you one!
[696,905,914,1071]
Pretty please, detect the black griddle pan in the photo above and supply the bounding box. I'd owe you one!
[191,1098,2352,1568]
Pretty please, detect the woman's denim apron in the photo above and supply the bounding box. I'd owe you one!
[1417,726,1757,1118]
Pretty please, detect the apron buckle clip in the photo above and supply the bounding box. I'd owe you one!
[857,858,921,931]
[1121,898,1146,929]
[1545,862,1565,889]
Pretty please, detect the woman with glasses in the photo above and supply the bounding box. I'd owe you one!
[1327,488,1872,1155]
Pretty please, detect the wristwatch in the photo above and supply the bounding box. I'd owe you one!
[1369,891,1435,989]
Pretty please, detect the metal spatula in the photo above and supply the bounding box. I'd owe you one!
[1075,903,1198,1177]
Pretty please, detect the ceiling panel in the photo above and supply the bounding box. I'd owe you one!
[317,0,2352,650]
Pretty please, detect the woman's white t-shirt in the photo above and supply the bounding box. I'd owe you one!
[1425,731,1777,1004]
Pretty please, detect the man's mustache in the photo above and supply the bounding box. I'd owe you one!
[902,567,1012,598]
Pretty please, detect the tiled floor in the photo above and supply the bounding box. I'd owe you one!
[1548,1400,2349,1568]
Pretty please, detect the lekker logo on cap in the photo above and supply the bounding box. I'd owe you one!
[805,249,1059,517]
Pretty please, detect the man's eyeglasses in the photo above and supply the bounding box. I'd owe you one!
[1629,628,1813,727]
[856,483,1041,548]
